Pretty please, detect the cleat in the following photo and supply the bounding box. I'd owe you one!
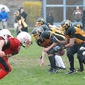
[48,68,53,72]
[58,67,66,70]
[78,69,84,72]
[50,68,58,73]
[66,69,76,74]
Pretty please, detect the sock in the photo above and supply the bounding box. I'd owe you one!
[48,56,56,69]
[68,55,74,71]
[55,55,66,68]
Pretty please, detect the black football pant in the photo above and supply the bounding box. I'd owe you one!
[67,43,84,71]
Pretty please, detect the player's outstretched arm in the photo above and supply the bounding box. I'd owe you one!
[54,36,68,45]
[40,48,46,67]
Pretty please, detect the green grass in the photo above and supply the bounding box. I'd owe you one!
[0,29,85,85]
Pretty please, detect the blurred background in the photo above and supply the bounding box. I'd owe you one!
[0,0,85,28]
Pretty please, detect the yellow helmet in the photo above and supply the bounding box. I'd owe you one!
[73,22,83,29]
[61,20,72,30]
[14,11,19,17]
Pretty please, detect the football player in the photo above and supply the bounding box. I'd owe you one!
[0,29,13,40]
[14,11,28,34]
[35,18,49,27]
[32,26,66,73]
[35,18,65,70]
[35,18,60,31]
[0,32,32,79]
[73,22,83,30]
[54,20,85,74]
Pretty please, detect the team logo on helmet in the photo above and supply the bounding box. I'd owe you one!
[61,20,72,30]
[35,18,44,26]
[73,22,83,29]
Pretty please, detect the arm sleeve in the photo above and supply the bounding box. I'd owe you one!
[24,12,27,18]
[16,15,21,20]
[50,34,58,43]
[69,27,76,38]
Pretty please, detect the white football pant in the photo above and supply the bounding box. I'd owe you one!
[55,55,66,68]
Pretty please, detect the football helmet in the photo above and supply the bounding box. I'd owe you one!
[35,18,44,26]
[41,24,49,31]
[73,22,83,29]
[32,26,44,41]
[61,20,72,30]
[14,11,19,17]
[0,29,13,40]
[17,32,32,48]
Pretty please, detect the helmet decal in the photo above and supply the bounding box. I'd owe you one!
[17,32,32,48]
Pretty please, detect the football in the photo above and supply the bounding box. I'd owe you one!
[58,49,65,56]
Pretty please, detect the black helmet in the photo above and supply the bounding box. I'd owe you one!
[73,22,83,29]
[36,18,44,26]
[61,20,72,30]
[32,27,44,41]
[41,24,49,31]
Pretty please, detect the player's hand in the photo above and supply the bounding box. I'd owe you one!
[40,60,44,67]
[3,19,6,21]
[0,51,5,57]
[20,30,22,32]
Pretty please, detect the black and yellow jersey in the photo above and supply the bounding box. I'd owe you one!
[40,24,64,35]
[64,26,85,45]
[37,30,65,47]
[16,15,28,28]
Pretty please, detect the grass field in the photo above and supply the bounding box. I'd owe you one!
[0,29,85,85]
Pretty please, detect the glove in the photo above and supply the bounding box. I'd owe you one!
[53,46,62,52]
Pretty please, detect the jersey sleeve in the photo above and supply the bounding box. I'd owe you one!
[16,15,21,20]
[50,34,58,43]
[69,26,76,38]
[8,38,20,55]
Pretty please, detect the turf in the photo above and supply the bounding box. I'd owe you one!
[0,29,85,85]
